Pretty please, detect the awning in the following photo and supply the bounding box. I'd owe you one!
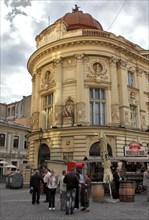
[84,157,149,163]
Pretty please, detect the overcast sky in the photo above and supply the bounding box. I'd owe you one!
[1,0,149,104]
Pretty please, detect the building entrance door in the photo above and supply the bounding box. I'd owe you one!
[38,144,50,167]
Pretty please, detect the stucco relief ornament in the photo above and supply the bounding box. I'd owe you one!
[41,68,54,88]
[88,61,108,82]
[141,115,146,126]
[62,99,74,120]
[129,92,136,104]
[111,105,120,121]
[124,111,129,123]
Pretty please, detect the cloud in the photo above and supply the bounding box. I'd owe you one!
[1,0,148,104]
[4,0,32,23]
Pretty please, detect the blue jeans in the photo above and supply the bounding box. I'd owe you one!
[65,188,76,214]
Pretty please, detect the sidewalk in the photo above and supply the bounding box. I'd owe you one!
[0,183,148,220]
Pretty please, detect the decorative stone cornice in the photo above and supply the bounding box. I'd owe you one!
[28,39,149,74]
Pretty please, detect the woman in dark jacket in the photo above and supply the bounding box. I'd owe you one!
[80,173,91,212]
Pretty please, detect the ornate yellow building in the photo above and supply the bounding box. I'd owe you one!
[27,7,149,168]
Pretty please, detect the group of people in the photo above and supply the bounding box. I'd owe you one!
[30,165,149,213]
[30,167,92,215]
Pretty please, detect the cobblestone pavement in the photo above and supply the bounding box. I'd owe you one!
[0,184,148,220]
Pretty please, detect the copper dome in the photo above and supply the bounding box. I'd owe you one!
[58,7,103,31]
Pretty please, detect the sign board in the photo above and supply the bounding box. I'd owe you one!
[124,142,146,157]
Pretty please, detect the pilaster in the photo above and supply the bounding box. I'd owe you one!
[54,59,63,126]
[75,54,85,124]
[117,59,129,127]
[110,57,120,125]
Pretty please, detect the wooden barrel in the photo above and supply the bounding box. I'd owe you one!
[119,181,135,202]
[91,182,104,202]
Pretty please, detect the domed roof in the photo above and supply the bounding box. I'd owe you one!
[58,5,103,31]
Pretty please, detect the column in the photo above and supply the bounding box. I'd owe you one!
[110,57,120,125]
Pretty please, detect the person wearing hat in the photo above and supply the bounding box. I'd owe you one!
[143,167,149,202]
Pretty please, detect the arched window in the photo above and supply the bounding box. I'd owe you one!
[38,144,50,167]
[89,142,112,157]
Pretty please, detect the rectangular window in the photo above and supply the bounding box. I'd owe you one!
[24,140,28,149]
[130,105,137,127]
[44,93,53,129]
[0,134,5,147]
[12,161,17,167]
[90,88,106,125]
[13,136,19,148]
[7,108,10,116]
[12,107,15,115]
[128,71,134,87]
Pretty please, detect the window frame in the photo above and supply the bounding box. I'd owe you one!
[13,135,19,149]
[128,71,135,87]
[89,88,106,125]
[0,133,6,147]
[43,93,53,129]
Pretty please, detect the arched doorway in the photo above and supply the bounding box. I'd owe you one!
[38,144,50,167]
[89,141,112,157]
[89,142,113,181]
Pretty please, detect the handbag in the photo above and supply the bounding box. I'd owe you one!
[30,187,33,194]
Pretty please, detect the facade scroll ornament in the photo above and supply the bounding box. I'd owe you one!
[109,56,118,65]
[117,59,127,69]
[75,54,84,60]
[53,58,62,65]
[136,66,144,77]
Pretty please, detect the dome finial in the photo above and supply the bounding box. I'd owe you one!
[72,4,80,12]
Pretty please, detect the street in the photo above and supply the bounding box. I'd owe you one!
[0,183,148,220]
